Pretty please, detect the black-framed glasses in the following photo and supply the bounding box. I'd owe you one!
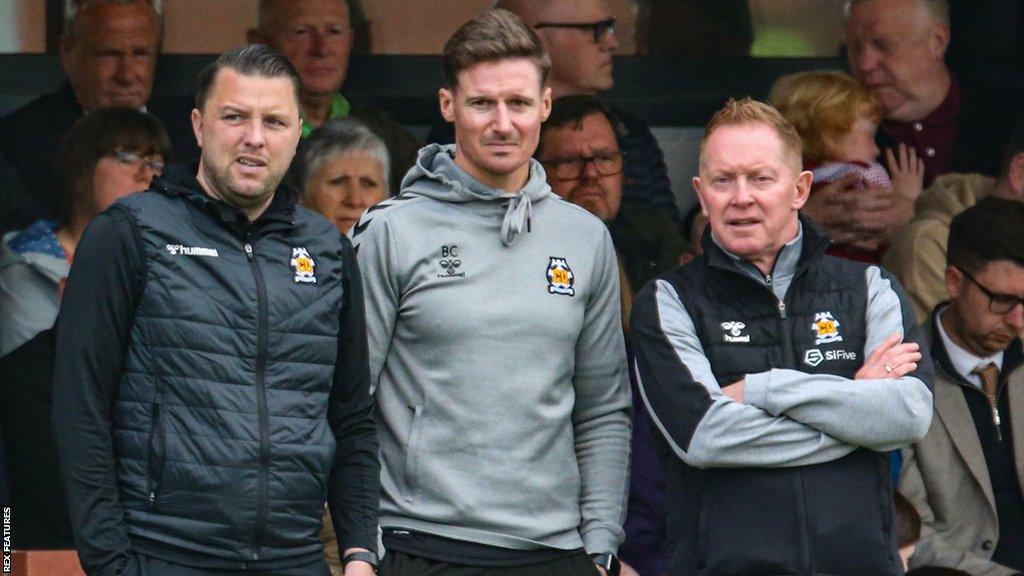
[959,267,1024,315]
[534,17,617,43]
[542,151,625,181]
[113,151,165,174]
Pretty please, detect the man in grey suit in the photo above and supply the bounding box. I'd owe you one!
[899,197,1024,575]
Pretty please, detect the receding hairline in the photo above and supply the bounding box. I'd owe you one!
[257,0,350,30]
[844,0,949,27]
[64,0,162,39]
[699,120,803,174]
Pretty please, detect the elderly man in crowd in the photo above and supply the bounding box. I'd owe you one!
[52,45,379,576]
[885,123,1024,322]
[804,0,1021,256]
[354,9,631,576]
[899,198,1024,575]
[631,97,933,576]
[0,0,196,233]
[247,0,419,194]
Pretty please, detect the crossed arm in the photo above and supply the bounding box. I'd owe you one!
[630,266,933,469]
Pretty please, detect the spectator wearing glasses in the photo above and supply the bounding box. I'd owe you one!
[248,0,420,195]
[537,94,683,576]
[899,197,1024,575]
[478,0,683,229]
[884,123,1024,322]
[0,107,169,550]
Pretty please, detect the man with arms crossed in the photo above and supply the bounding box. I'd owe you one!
[52,45,379,576]
[631,98,933,575]
[353,9,631,576]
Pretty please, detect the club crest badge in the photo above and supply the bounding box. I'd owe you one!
[290,247,317,284]
[546,257,575,297]
[811,311,842,345]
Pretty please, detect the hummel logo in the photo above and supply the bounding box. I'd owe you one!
[721,321,750,343]
[166,244,219,257]
[437,245,465,278]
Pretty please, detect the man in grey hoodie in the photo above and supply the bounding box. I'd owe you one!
[351,9,631,576]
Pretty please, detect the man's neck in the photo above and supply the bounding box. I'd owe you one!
[301,92,334,130]
[939,305,988,358]
[991,179,1024,203]
[548,82,597,101]
[901,67,953,123]
[196,165,271,222]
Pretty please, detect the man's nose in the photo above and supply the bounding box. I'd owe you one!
[1006,303,1024,331]
[851,46,880,76]
[493,104,513,133]
[113,56,134,84]
[244,119,266,146]
[311,30,330,55]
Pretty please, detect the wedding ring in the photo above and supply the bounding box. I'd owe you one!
[884,364,894,373]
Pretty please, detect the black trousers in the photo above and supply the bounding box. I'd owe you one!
[381,550,599,576]
[124,553,331,576]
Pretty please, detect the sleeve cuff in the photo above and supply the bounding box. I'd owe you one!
[582,526,623,556]
[743,371,774,414]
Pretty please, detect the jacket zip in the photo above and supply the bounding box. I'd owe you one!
[960,380,1006,442]
[244,238,271,561]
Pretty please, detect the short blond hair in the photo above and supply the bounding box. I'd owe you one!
[700,97,803,171]
[769,71,883,165]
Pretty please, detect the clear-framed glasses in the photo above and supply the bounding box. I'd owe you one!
[534,17,617,43]
[959,267,1024,315]
[113,151,165,174]
[542,151,625,181]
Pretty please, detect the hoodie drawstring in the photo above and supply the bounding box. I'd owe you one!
[500,191,533,246]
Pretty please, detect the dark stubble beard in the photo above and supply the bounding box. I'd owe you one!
[200,158,285,215]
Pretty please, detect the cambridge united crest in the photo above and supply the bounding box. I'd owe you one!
[290,247,317,284]
[811,311,842,345]
[546,257,575,296]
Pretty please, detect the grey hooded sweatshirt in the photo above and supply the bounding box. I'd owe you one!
[352,144,632,555]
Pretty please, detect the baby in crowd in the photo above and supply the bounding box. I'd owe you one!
[770,71,924,261]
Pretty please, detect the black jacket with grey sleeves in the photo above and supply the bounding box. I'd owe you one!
[51,164,379,576]
[630,217,933,576]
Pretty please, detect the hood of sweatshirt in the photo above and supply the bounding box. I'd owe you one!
[400,143,552,246]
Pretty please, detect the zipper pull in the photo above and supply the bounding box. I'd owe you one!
[777,300,787,319]
[765,274,773,286]
[993,405,1003,441]
[244,243,254,262]
[149,491,156,509]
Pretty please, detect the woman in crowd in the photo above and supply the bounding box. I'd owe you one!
[0,107,169,549]
[293,117,393,236]
[291,117,392,575]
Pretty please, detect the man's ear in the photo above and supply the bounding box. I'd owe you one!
[692,176,709,217]
[792,170,814,210]
[191,108,204,149]
[929,23,951,58]
[944,265,963,301]
[58,36,74,74]
[540,85,552,122]
[439,87,455,123]
[1008,152,1024,198]
[246,28,265,44]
